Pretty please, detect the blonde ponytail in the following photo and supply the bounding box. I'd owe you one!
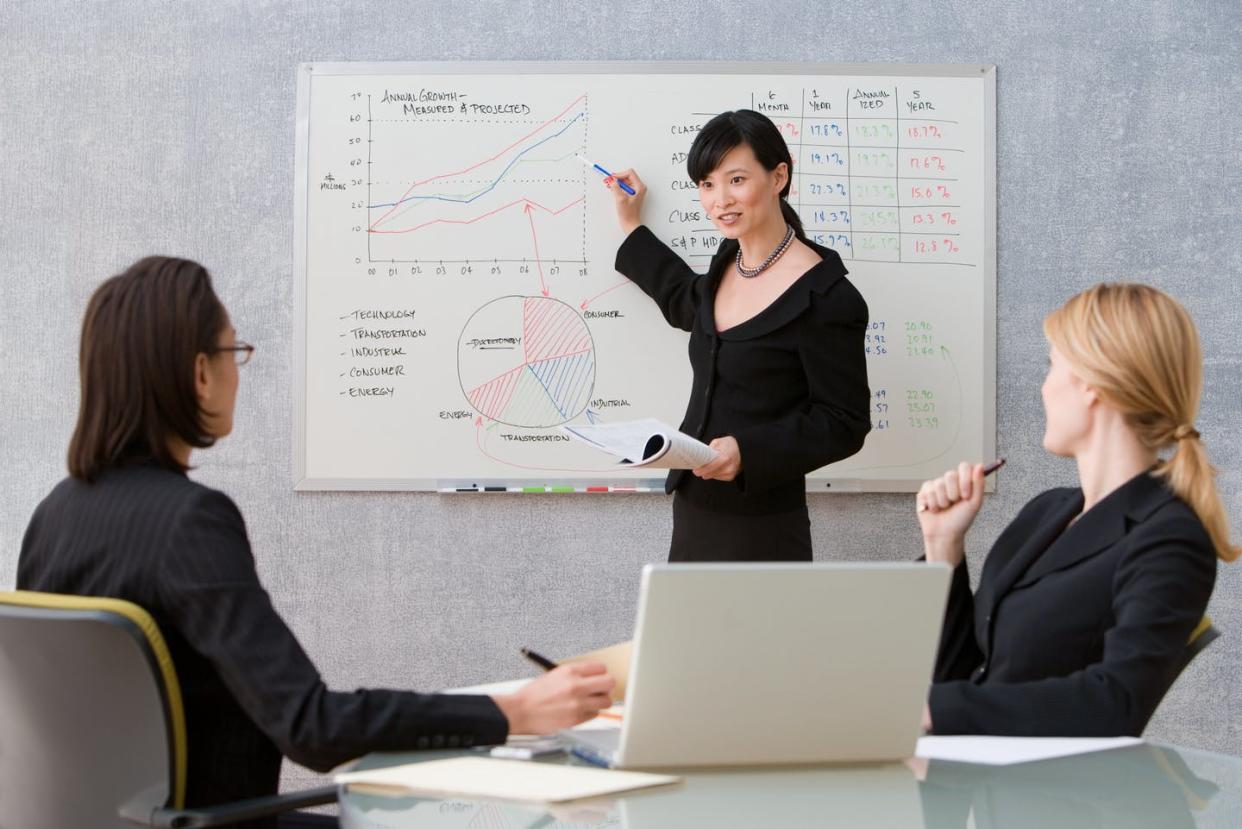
[1158,432,1238,561]
[1044,283,1239,562]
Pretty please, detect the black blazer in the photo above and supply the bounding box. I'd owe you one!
[18,462,508,820]
[929,470,1216,736]
[615,226,871,515]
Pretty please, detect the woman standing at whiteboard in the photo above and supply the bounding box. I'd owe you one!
[606,109,871,562]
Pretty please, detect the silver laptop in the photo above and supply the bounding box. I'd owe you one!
[565,562,951,768]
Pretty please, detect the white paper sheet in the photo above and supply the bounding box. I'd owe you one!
[915,735,1143,765]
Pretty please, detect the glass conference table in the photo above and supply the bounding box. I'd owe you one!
[339,740,1242,828]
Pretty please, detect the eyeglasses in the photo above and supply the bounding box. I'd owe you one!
[210,342,255,366]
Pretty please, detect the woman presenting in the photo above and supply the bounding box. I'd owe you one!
[606,109,870,562]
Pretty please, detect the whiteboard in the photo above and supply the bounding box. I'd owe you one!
[293,62,996,492]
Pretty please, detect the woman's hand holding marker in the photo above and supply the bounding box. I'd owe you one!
[576,154,635,194]
[603,168,647,236]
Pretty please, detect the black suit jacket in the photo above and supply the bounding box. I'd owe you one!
[614,226,870,514]
[929,470,1216,736]
[17,462,508,821]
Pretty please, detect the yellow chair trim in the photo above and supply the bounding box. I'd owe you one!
[1149,745,1210,811]
[1188,615,1213,645]
[0,590,188,809]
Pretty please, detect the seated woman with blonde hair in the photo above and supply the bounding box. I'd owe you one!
[918,282,1236,736]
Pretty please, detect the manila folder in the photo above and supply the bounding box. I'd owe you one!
[562,640,632,702]
[336,756,679,803]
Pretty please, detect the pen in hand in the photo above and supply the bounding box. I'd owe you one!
[520,647,559,671]
[918,458,1006,512]
[982,457,1006,476]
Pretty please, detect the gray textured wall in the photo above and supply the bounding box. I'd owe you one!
[2,0,1239,796]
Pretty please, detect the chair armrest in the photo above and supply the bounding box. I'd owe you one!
[144,785,337,828]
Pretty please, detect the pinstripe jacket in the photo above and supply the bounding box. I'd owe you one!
[18,461,507,823]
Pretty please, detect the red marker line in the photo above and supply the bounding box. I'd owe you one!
[370,94,587,230]
[580,278,633,310]
[525,204,548,296]
[369,195,584,236]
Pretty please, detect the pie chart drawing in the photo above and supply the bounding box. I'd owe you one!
[458,296,596,428]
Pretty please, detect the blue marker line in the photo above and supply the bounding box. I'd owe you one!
[368,112,586,210]
[525,363,568,419]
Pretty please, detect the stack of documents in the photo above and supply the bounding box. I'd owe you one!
[336,756,680,803]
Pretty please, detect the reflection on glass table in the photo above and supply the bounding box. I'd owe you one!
[339,742,1242,829]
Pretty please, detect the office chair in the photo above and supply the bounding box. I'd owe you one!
[0,591,337,828]
[1180,615,1221,676]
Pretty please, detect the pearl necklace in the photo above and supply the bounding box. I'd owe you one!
[735,224,795,278]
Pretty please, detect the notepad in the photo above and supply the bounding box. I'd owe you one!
[562,418,717,469]
[336,756,679,803]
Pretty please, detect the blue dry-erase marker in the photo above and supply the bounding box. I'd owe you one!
[576,154,636,195]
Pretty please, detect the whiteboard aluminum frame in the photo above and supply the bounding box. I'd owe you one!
[293,61,997,492]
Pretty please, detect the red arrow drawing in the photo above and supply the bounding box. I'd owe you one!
[523,203,550,297]
[580,278,633,310]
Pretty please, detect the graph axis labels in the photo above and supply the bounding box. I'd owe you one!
[459,295,597,429]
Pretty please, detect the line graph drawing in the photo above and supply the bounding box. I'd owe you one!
[459,296,596,428]
[369,195,583,237]
[366,93,589,264]
[368,109,586,214]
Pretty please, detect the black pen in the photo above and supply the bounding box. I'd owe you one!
[918,458,1006,512]
[520,647,559,671]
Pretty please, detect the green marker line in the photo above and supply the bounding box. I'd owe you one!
[374,151,583,229]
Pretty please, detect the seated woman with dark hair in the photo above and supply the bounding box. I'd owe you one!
[17,257,614,827]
